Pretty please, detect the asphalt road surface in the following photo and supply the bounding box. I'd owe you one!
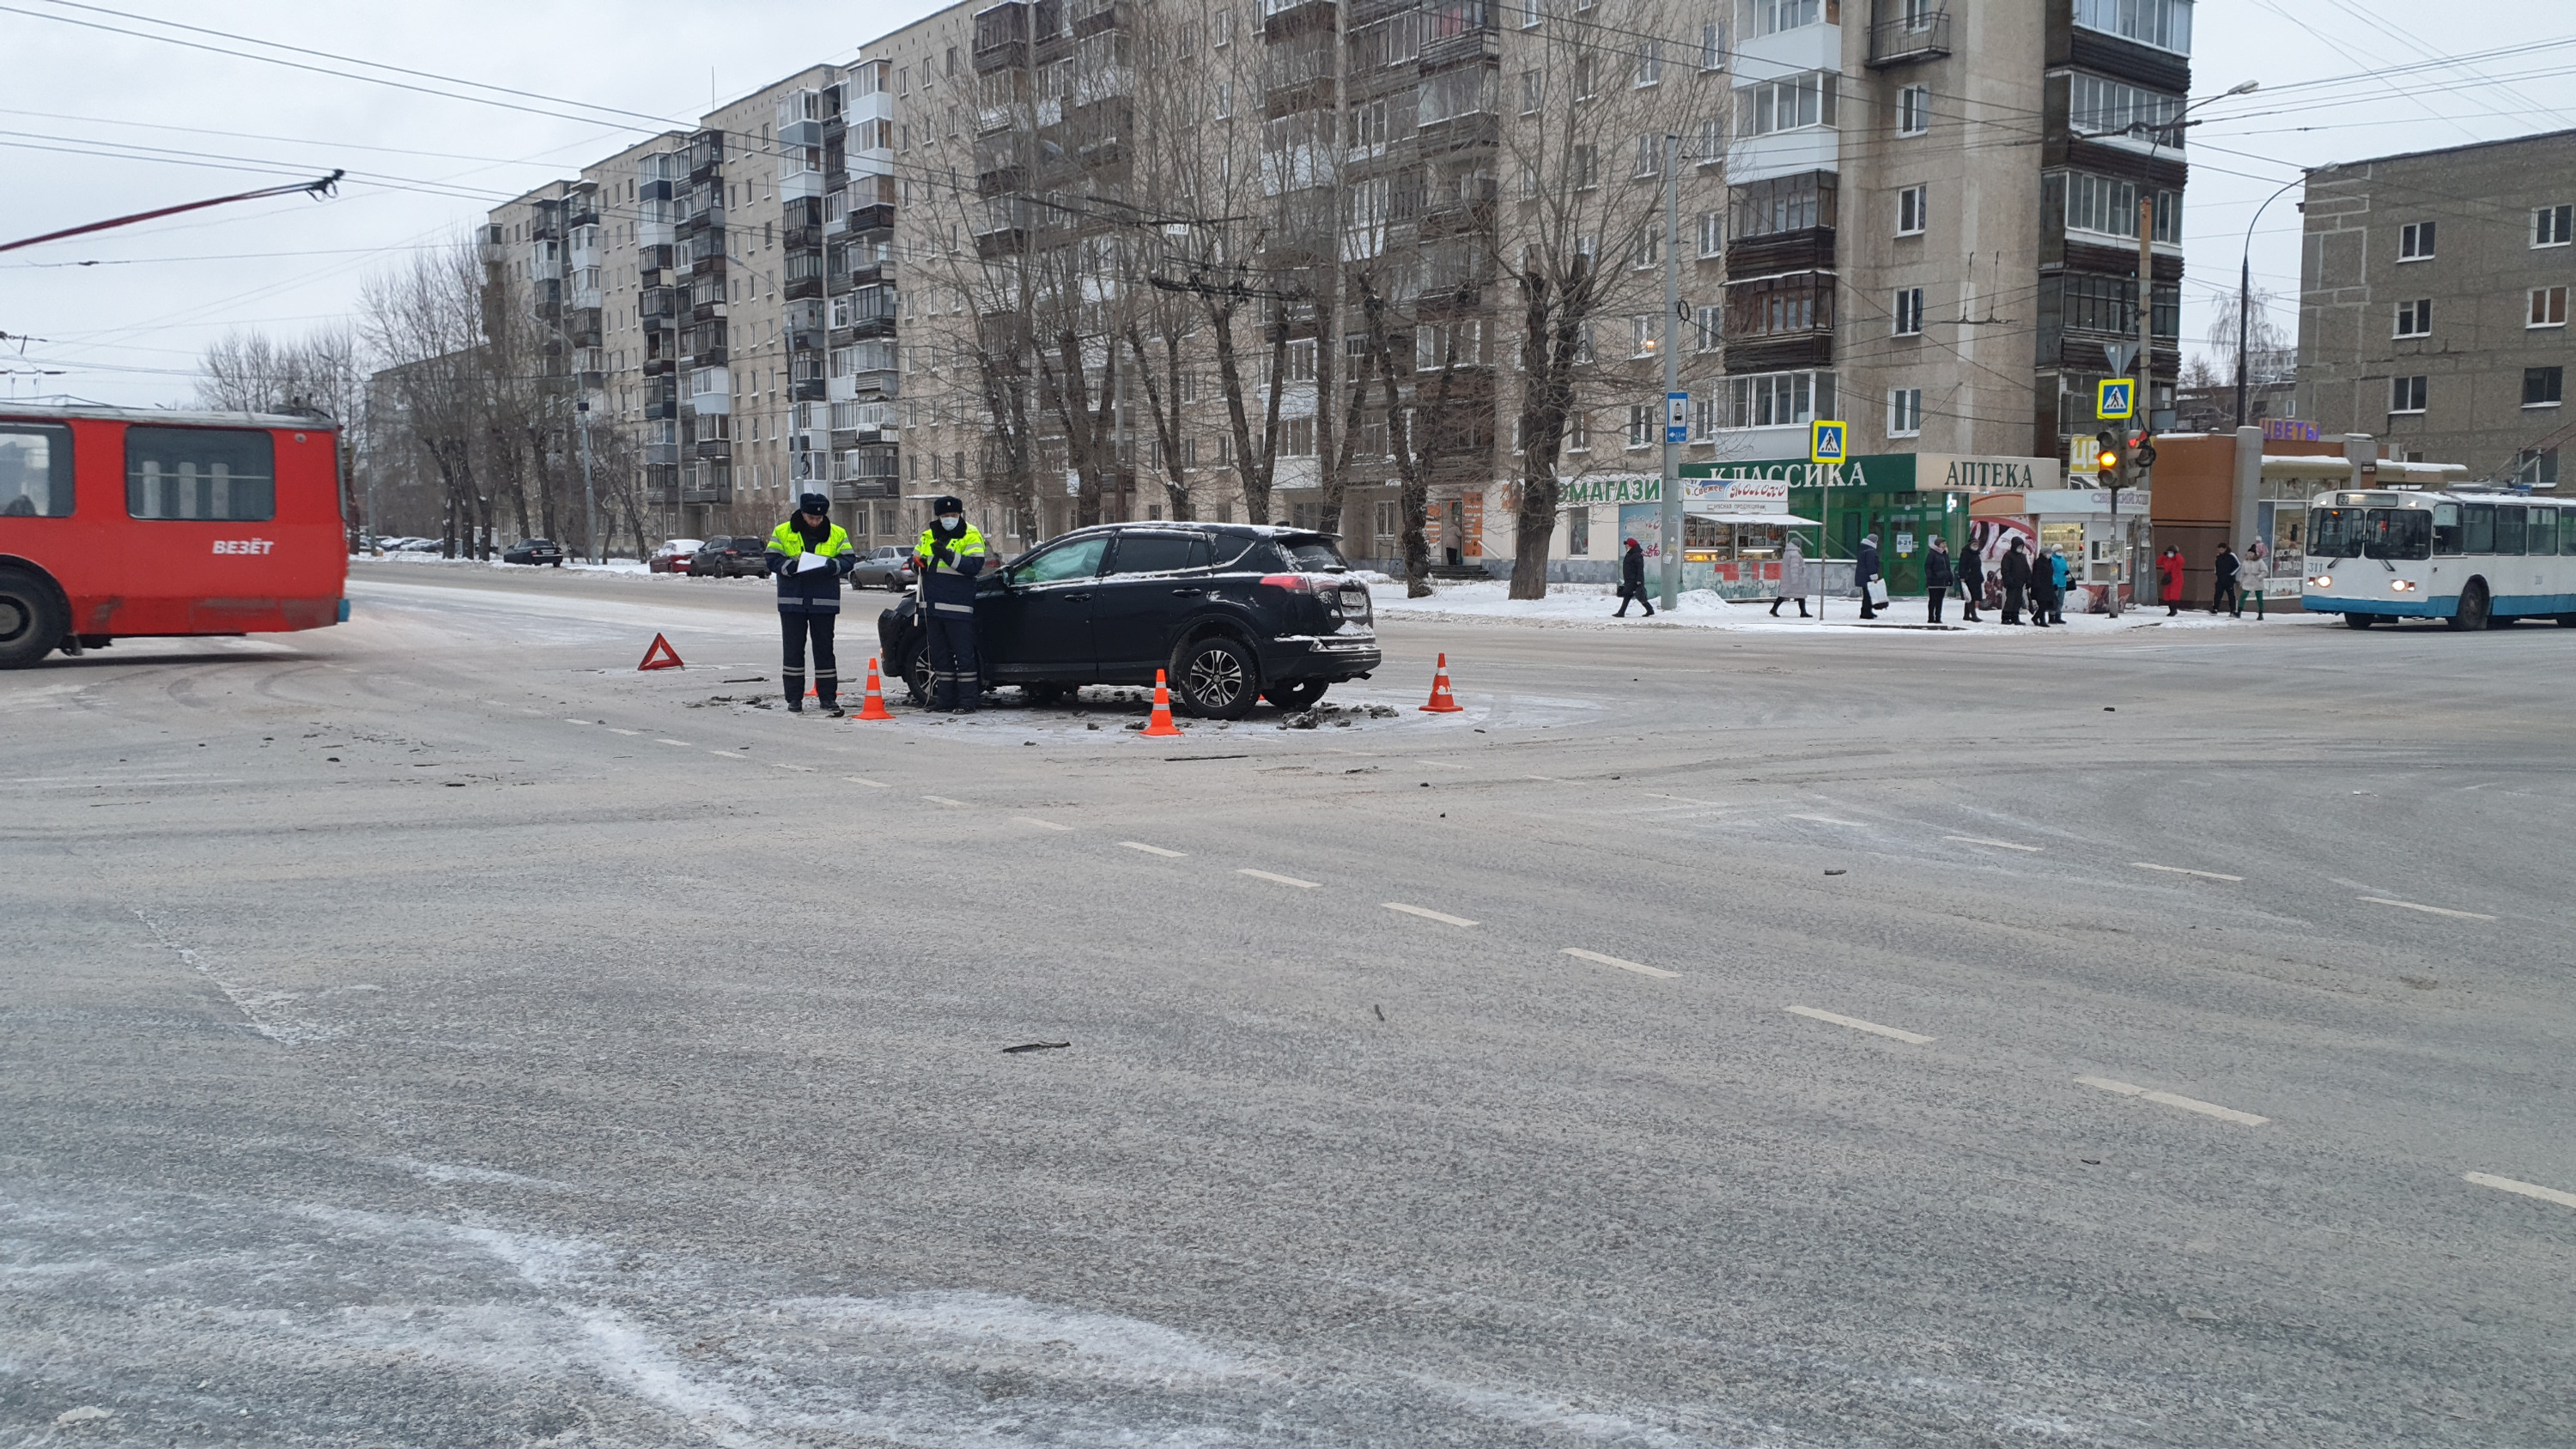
[5,561,2572,1448]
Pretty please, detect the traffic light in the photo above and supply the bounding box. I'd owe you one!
[2094,429,2123,476]
[2127,428,2158,471]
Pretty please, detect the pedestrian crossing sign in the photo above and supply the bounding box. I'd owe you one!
[1809,419,1847,464]
[2097,378,2136,420]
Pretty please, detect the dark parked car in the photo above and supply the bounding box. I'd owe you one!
[848,545,918,592]
[686,536,768,578]
[877,524,1378,718]
[502,537,564,567]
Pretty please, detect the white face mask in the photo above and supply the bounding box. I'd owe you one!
[938,515,961,529]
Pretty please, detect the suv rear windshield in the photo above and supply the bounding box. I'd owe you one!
[1273,533,1349,571]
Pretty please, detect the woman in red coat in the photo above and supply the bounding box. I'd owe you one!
[2157,546,2186,616]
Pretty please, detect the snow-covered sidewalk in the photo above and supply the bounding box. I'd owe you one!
[1367,579,2303,636]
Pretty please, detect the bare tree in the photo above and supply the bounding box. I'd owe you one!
[361,239,499,559]
[2203,281,2294,391]
[197,324,370,545]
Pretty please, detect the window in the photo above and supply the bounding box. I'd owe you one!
[1214,8,1233,44]
[1576,54,1597,100]
[2072,0,2193,55]
[2531,286,2568,328]
[1742,72,1835,136]
[2497,506,2530,555]
[1698,210,1724,257]
[1517,0,1540,27]
[2461,503,2494,553]
[2536,203,2573,248]
[1634,40,1662,87]
[1521,69,1542,113]
[2536,508,2563,557]
[2398,221,2435,261]
[1888,387,1923,438]
[1897,185,1927,236]
[1635,133,1663,178]
[1747,0,1820,37]
[1568,506,1590,555]
[1286,337,1316,382]
[125,427,273,521]
[1898,84,1929,136]
[1694,305,1722,351]
[2516,448,2561,487]
[1724,370,1836,429]
[1018,533,1109,583]
[2057,172,2182,241]
[2394,299,2432,338]
[2067,74,2183,143]
[1728,274,1832,337]
[1731,171,1838,239]
[1284,417,1315,456]
[1573,144,1599,189]
[1630,226,1659,270]
[1627,404,1653,447]
[2524,366,2563,409]
[1693,116,1724,165]
[1692,393,1720,438]
[1565,409,1589,452]
[1893,287,1924,336]
[1106,531,1206,574]
[0,423,72,518]
[1700,20,1727,70]
[2389,375,2427,414]
[2061,275,2178,338]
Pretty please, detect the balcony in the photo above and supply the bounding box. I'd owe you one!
[680,476,732,505]
[975,1,1030,69]
[695,437,732,461]
[645,442,679,466]
[831,479,899,500]
[1867,9,1952,69]
[793,378,829,403]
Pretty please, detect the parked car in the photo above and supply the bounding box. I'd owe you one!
[383,537,440,553]
[686,536,768,578]
[502,537,564,567]
[649,537,704,573]
[877,524,1378,718]
[848,545,918,592]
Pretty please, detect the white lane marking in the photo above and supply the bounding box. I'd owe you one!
[1525,774,1566,782]
[657,739,692,748]
[844,776,889,788]
[605,728,641,737]
[2465,1172,2576,1210]
[2132,862,2245,882]
[1414,759,1469,771]
[1644,792,1728,806]
[1015,816,1072,831]
[1563,947,1677,979]
[1239,868,1321,889]
[2360,895,2496,921]
[563,718,592,725]
[1120,841,1186,858]
[1785,1004,1934,1045]
[923,794,969,807]
[1947,834,2042,852]
[708,750,749,760]
[771,762,816,773]
[1383,902,1477,927]
[2076,1076,2268,1126]
[1789,813,1867,827]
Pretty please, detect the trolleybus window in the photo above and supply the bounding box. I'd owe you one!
[0,423,73,517]
[2496,505,2529,555]
[2431,502,2461,555]
[2463,503,2494,554]
[126,426,274,521]
[2532,508,2561,556]
[2312,506,2429,561]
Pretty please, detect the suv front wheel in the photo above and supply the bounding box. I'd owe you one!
[1171,634,1258,720]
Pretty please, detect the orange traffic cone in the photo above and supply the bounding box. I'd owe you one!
[1139,669,1186,737]
[1419,652,1463,712]
[852,657,896,720]
[637,633,684,670]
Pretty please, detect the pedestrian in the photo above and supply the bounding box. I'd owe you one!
[912,494,989,712]
[2027,544,2054,628]
[1613,537,1656,617]
[2157,544,2185,616]
[1956,535,1985,623]
[2000,537,2031,626]
[1856,531,1883,620]
[1923,536,1954,624]
[1768,534,1811,617]
[2212,539,2242,615]
[2047,545,2071,624]
[765,492,858,715]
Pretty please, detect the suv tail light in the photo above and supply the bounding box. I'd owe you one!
[1261,573,1344,616]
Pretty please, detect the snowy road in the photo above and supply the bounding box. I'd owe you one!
[3,560,2572,1446]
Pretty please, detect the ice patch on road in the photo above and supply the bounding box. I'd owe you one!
[1421,1376,1722,1447]
[792,1288,1267,1383]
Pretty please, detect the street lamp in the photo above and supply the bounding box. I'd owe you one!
[2237,173,2304,428]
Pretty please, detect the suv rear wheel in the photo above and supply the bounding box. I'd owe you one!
[0,567,64,670]
[1171,634,1258,720]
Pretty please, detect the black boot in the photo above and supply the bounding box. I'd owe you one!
[782,671,805,712]
[1769,599,1783,616]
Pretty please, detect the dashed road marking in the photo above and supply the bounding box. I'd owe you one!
[1121,841,1186,858]
[1383,902,1476,927]
[844,776,889,788]
[1239,868,1321,888]
[563,718,592,725]
[2360,895,2495,921]
[657,739,692,748]
[709,750,749,760]
[605,728,641,737]
[1414,759,1469,771]
[923,794,969,807]
[2132,862,2244,882]
[2076,1076,2268,1126]
[1786,1004,1934,1044]
[1789,813,1867,827]
[1644,791,1728,806]
[1947,834,2042,852]
[1524,774,1566,782]
[1563,947,1677,979]
[772,762,816,773]
[2465,1172,2576,1210]
[1014,816,1072,831]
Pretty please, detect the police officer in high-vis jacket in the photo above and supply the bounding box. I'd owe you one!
[765,492,857,714]
[911,494,987,712]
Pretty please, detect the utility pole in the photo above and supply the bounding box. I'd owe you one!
[576,399,599,564]
[2127,190,2158,616]
[1657,131,1681,610]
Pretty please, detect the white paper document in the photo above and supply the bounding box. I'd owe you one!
[795,551,828,572]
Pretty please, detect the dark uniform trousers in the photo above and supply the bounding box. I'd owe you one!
[927,601,978,710]
[781,610,837,705]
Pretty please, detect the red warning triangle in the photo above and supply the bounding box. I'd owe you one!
[637,633,684,671]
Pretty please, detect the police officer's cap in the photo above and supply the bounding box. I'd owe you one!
[798,492,829,515]
[933,494,965,516]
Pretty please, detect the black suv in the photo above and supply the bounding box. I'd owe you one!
[686,536,768,578]
[878,524,1378,718]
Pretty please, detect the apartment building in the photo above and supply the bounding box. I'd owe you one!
[2296,129,2576,488]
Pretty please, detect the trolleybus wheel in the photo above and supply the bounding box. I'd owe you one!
[2448,579,2491,631]
[2343,612,2377,628]
[0,566,66,670]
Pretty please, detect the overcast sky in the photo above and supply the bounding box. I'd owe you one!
[4,0,2572,414]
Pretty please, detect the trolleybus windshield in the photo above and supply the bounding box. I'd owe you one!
[2311,506,2429,562]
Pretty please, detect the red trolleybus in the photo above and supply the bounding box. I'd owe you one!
[0,404,348,667]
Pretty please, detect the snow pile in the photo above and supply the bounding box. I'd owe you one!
[1368,579,2292,635]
